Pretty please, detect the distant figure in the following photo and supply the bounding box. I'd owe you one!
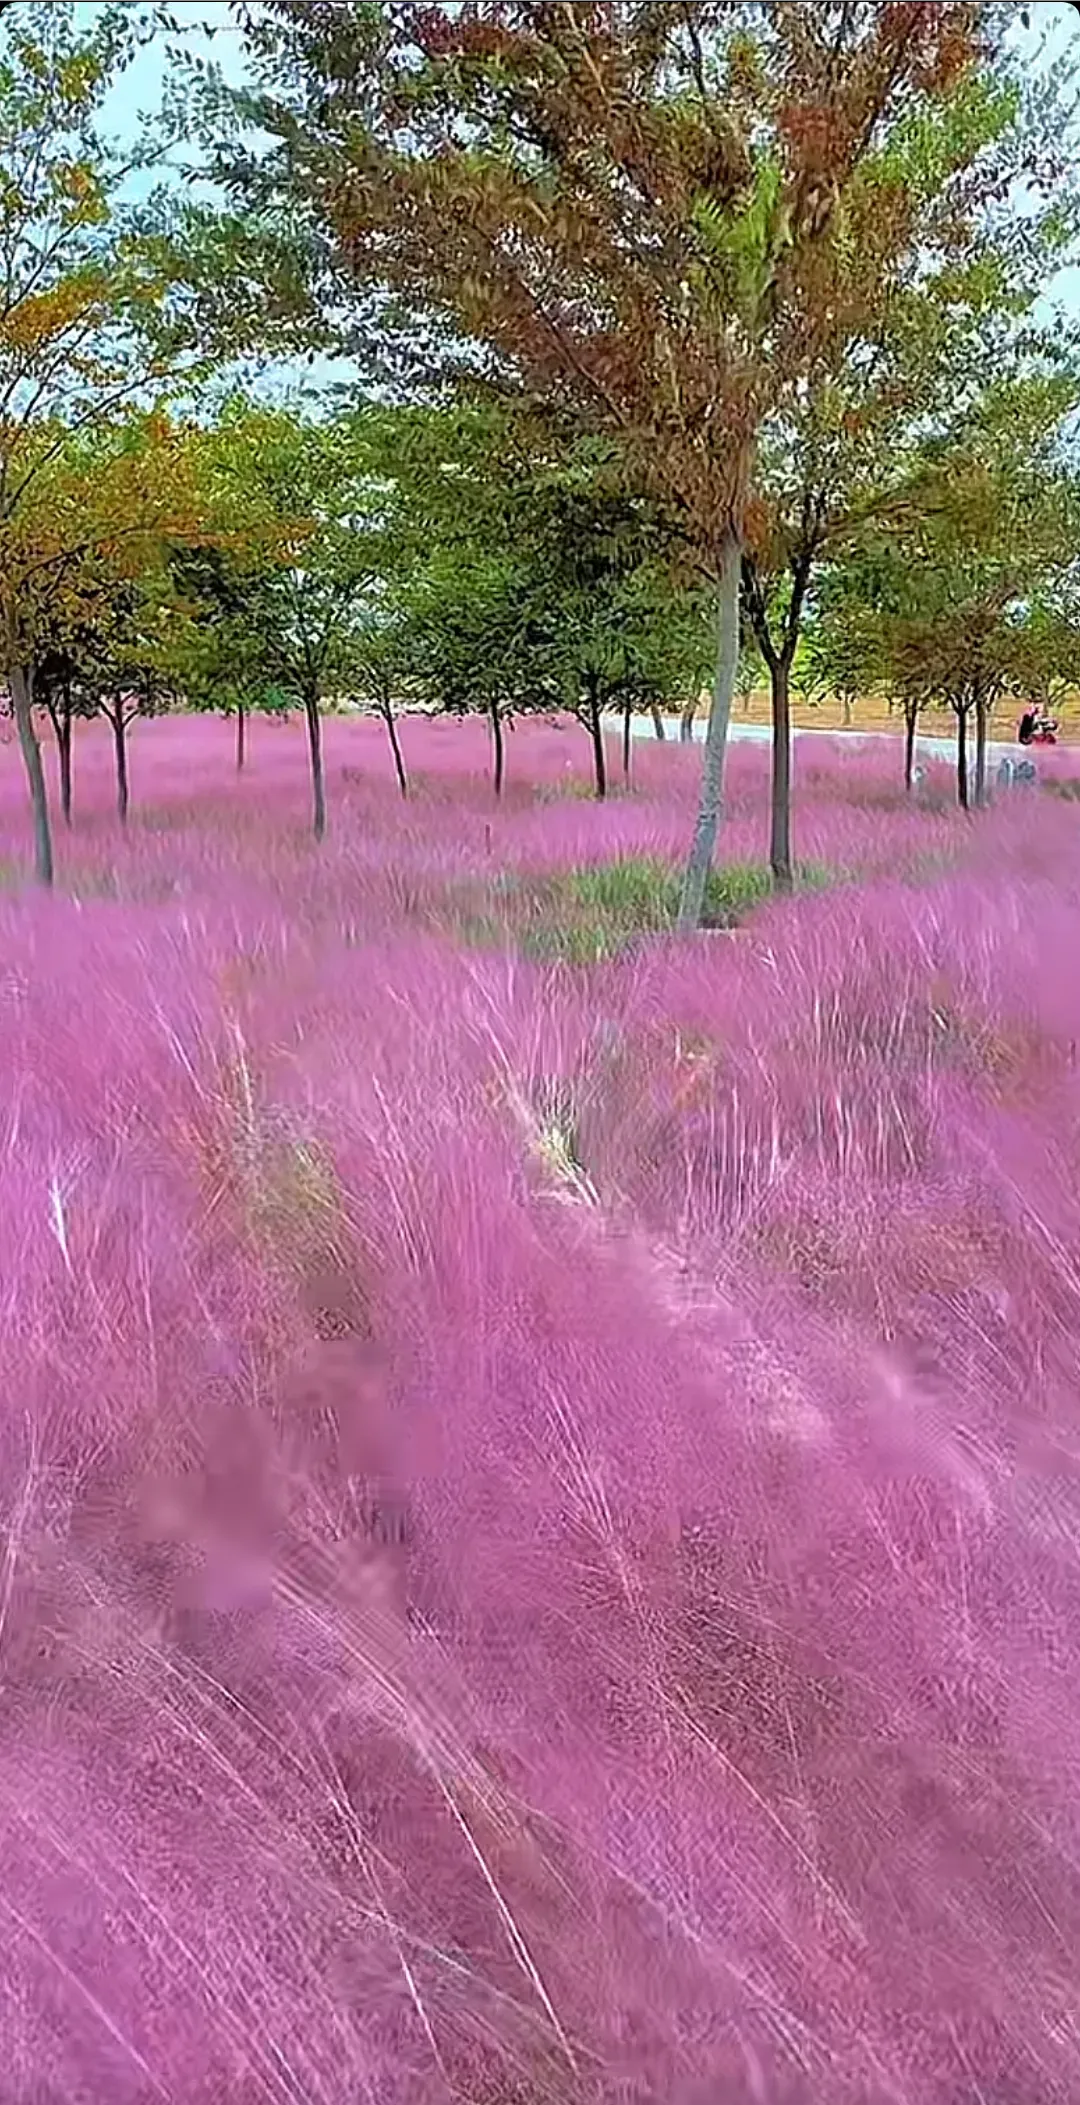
[1018,708,1037,747]
[1033,712,1058,746]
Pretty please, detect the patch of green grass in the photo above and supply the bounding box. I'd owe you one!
[448,856,835,962]
[518,857,833,963]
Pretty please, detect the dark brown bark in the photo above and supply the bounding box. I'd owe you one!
[956,704,970,812]
[904,703,918,793]
[304,687,326,839]
[10,664,53,885]
[622,692,633,778]
[45,673,74,824]
[650,704,665,741]
[489,696,504,797]
[57,705,73,824]
[382,699,408,796]
[679,697,696,743]
[587,675,607,799]
[973,692,989,808]
[111,705,129,825]
[769,657,793,893]
[743,545,813,902]
[236,700,247,772]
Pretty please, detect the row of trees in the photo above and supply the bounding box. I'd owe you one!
[4,4,1080,910]
[14,380,1080,848]
[4,397,720,850]
[212,0,1080,923]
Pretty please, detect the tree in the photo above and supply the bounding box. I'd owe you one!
[65,567,179,824]
[1003,570,1080,731]
[547,566,713,799]
[166,542,292,772]
[193,403,395,839]
[612,580,714,780]
[404,543,551,797]
[519,474,712,799]
[345,601,421,798]
[811,373,1078,807]
[0,3,315,880]
[224,0,1009,925]
[0,412,205,876]
[32,638,95,825]
[805,556,928,791]
[391,404,706,799]
[736,46,1079,881]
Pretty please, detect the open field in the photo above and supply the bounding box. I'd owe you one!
[3,712,1080,2102]
[724,686,1080,741]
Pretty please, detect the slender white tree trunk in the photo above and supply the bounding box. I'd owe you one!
[678,531,740,931]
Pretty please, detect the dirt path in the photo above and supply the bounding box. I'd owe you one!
[721,690,1080,744]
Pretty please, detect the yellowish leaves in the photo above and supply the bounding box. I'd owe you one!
[12,39,49,85]
[0,417,210,652]
[51,160,109,228]
[57,53,103,106]
[0,273,107,354]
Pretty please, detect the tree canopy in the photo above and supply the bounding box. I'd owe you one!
[214,0,1080,917]
[1,2,1080,896]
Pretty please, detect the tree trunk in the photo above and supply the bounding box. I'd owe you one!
[10,664,53,886]
[236,699,247,772]
[956,705,970,813]
[650,704,666,741]
[622,692,632,778]
[842,693,853,727]
[678,530,740,932]
[587,676,607,799]
[489,697,505,797]
[974,692,988,809]
[680,697,697,743]
[382,699,408,797]
[769,656,793,894]
[111,706,129,825]
[904,704,918,792]
[57,698,73,825]
[304,686,326,840]
[45,674,74,825]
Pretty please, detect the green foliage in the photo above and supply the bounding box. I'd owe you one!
[693,149,789,329]
[385,403,711,783]
[804,366,1080,805]
[866,72,1020,202]
[0,4,302,492]
[179,401,400,709]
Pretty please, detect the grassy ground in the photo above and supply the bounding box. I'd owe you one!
[2,714,1080,2102]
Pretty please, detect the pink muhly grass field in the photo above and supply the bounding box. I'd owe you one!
[0,712,1079,2100]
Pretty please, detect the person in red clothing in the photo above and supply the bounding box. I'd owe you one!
[1019,707,1059,746]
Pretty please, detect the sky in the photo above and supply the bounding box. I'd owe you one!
[91,0,1080,377]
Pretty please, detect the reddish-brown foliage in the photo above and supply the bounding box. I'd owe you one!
[283,1,990,563]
